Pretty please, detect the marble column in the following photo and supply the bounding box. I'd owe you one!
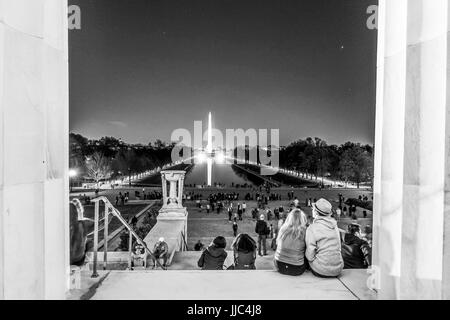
[401,0,448,300]
[443,0,450,301]
[373,0,408,299]
[161,174,168,206]
[374,0,449,299]
[0,0,69,299]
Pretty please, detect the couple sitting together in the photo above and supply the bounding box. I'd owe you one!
[274,198,343,277]
[274,198,372,277]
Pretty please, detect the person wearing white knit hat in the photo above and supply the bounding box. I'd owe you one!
[152,237,169,269]
[305,198,343,278]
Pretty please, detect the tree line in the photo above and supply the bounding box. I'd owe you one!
[279,137,374,188]
[70,133,175,185]
[234,137,374,188]
[71,133,374,188]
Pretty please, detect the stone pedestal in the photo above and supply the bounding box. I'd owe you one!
[144,171,189,265]
[158,170,188,220]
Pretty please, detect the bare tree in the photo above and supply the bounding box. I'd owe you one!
[85,152,112,187]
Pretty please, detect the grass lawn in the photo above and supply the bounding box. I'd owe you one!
[75,188,372,252]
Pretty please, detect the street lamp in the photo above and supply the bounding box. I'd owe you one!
[69,169,78,192]
[69,169,77,178]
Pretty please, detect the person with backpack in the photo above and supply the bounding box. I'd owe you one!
[197,236,228,270]
[341,224,372,269]
[231,234,257,270]
[255,214,270,256]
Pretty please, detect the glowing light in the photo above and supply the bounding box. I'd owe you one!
[215,151,225,164]
[69,169,78,177]
[207,158,212,186]
[206,112,213,186]
[196,152,207,163]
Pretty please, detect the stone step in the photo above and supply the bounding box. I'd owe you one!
[88,269,376,300]
[170,250,275,270]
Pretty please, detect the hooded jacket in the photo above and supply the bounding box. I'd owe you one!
[197,245,228,270]
[305,216,343,277]
[341,233,372,269]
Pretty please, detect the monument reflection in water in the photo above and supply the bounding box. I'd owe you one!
[185,112,254,187]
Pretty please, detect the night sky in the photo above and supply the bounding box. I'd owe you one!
[69,0,378,146]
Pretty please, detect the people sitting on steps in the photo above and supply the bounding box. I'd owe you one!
[274,208,308,276]
[230,234,257,270]
[305,198,344,278]
[197,236,228,270]
[70,199,94,267]
[341,223,372,269]
[152,237,169,269]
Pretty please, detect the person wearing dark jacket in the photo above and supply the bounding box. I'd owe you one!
[341,224,372,269]
[231,234,257,270]
[232,221,238,237]
[197,236,228,270]
[255,214,269,256]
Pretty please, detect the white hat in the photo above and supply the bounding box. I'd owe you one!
[313,198,333,216]
[158,237,165,242]
[259,214,265,220]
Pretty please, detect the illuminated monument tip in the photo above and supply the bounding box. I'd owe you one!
[207,112,212,186]
[207,112,212,153]
[195,112,225,187]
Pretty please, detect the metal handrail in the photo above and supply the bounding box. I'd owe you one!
[86,214,112,238]
[90,196,166,277]
[181,230,189,251]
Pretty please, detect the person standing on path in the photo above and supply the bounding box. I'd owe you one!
[255,214,270,256]
[233,220,238,237]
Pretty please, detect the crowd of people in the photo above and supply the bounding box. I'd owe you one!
[70,186,372,278]
[194,198,372,277]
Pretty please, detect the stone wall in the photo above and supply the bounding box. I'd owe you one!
[0,0,69,299]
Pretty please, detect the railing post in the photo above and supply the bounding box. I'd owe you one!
[103,204,109,270]
[128,230,133,270]
[91,200,100,278]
